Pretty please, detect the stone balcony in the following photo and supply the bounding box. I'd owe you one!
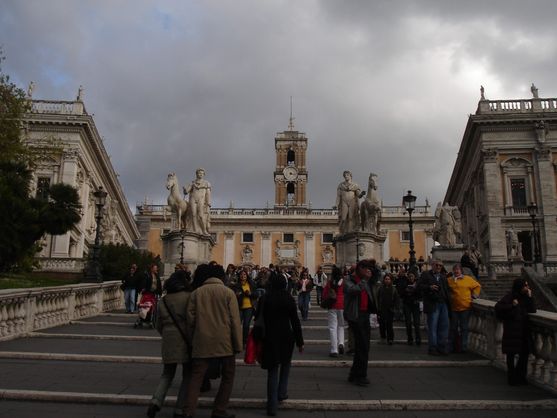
[477,97,557,114]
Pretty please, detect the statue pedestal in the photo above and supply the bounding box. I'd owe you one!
[431,244,465,267]
[334,231,386,268]
[161,231,215,275]
[509,257,524,273]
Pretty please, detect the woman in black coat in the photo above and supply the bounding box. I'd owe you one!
[494,278,536,385]
[254,272,304,416]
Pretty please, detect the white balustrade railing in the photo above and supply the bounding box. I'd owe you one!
[470,299,557,393]
[0,281,123,341]
[36,258,86,273]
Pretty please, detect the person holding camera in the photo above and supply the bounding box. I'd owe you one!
[232,268,257,347]
[418,260,451,356]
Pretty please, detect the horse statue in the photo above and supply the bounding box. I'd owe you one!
[166,173,188,230]
[360,173,381,234]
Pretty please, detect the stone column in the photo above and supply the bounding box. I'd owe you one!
[535,147,557,261]
[224,231,235,267]
[304,232,315,273]
[382,230,390,261]
[261,232,271,266]
[482,149,507,263]
[52,149,79,257]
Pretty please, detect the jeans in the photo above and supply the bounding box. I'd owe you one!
[327,309,345,354]
[315,285,323,305]
[150,363,190,415]
[378,310,394,342]
[449,309,471,352]
[184,356,235,416]
[298,292,310,320]
[348,313,371,379]
[403,302,421,343]
[266,361,291,413]
[124,288,136,313]
[426,302,449,353]
[240,308,254,345]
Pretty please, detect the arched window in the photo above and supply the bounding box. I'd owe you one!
[286,182,295,205]
[287,149,295,166]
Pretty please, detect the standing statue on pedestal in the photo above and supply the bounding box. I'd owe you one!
[506,226,522,259]
[166,173,188,230]
[183,168,211,235]
[360,173,381,234]
[433,203,462,245]
[336,170,364,234]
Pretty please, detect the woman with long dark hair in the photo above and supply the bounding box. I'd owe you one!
[495,278,536,385]
[255,272,304,416]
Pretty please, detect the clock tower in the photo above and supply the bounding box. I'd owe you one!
[274,117,308,208]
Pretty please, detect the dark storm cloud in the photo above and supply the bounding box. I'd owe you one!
[2,0,556,210]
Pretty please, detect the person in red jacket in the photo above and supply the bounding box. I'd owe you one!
[322,265,345,357]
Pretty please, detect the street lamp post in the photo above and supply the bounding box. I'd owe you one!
[403,190,417,269]
[84,186,108,282]
[527,202,541,264]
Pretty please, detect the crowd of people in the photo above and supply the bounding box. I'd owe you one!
[122,256,536,417]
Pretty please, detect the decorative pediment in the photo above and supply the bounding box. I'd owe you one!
[501,157,532,168]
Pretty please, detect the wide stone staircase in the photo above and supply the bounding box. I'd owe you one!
[0,293,556,418]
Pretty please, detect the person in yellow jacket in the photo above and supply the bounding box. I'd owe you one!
[447,263,481,353]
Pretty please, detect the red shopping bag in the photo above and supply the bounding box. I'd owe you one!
[244,329,263,364]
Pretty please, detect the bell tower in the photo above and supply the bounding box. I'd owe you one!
[274,114,308,208]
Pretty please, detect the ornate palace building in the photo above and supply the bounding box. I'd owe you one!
[24,90,140,274]
[445,86,557,273]
[136,122,436,273]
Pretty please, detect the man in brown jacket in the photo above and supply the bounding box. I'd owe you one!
[184,263,242,418]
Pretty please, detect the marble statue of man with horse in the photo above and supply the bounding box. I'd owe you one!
[166,169,212,235]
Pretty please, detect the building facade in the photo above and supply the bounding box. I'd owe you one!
[136,124,435,273]
[445,89,557,273]
[24,93,140,273]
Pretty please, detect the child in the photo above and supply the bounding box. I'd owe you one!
[377,273,400,345]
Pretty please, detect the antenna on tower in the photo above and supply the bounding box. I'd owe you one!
[288,96,295,131]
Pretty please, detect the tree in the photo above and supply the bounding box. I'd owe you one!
[0,53,30,165]
[0,54,82,272]
[97,243,157,281]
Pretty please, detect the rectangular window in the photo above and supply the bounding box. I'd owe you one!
[36,177,51,200]
[210,233,217,243]
[283,233,294,243]
[242,232,254,243]
[401,231,412,241]
[511,178,527,207]
[322,233,334,244]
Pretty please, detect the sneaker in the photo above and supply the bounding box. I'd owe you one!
[329,352,339,358]
[338,344,345,355]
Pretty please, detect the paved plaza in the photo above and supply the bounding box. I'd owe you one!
[0,301,556,418]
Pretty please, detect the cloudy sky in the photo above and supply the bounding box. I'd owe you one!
[2,1,556,210]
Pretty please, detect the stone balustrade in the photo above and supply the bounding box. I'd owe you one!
[31,100,85,115]
[478,98,557,114]
[0,281,123,341]
[469,299,557,393]
[35,257,86,273]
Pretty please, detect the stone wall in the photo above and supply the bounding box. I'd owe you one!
[0,281,123,341]
[469,299,557,394]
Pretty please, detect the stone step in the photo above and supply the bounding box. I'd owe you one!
[1,389,556,412]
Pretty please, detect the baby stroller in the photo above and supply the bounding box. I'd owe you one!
[134,291,158,328]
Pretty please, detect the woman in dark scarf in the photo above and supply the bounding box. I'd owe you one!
[255,272,304,416]
[494,278,536,385]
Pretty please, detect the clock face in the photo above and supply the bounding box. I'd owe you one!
[283,166,298,181]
